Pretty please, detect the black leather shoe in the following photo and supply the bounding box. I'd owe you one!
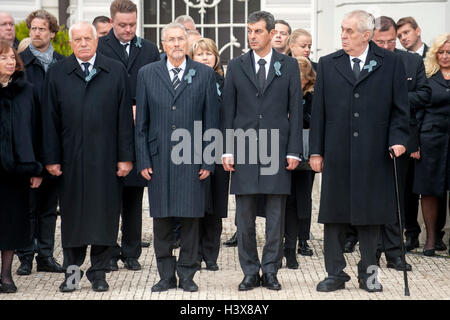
[298,240,313,256]
[151,277,177,292]
[141,241,150,248]
[109,258,119,271]
[386,256,412,271]
[16,259,32,276]
[316,278,346,292]
[261,273,281,290]
[359,278,383,293]
[435,238,447,251]
[344,240,357,253]
[92,279,109,292]
[123,258,141,271]
[0,280,17,293]
[284,248,299,269]
[36,257,64,273]
[179,279,198,292]
[223,232,238,247]
[238,274,260,291]
[205,261,219,271]
[405,236,419,251]
[423,248,435,256]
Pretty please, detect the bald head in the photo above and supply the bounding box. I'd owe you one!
[69,22,98,62]
[0,12,15,44]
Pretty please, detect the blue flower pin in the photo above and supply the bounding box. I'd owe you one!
[216,82,222,96]
[135,36,143,48]
[363,60,377,73]
[85,68,97,82]
[184,68,196,84]
[274,61,282,76]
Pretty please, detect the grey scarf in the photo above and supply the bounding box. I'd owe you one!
[29,43,54,72]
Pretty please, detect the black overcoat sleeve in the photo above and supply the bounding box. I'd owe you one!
[117,65,135,163]
[409,57,431,110]
[222,61,237,155]
[286,58,303,157]
[135,68,152,171]
[309,57,325,156]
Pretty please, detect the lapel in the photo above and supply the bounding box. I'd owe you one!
[334,50,356,86]
[240,51,258,91]
[154,58,176,96]
[127,36,140,71]
[104,29,128,65]
[173,56,193,101]
[263,49,283,94]
[65,54,107,83]
[355,41,383,86]
[431,70,448,88]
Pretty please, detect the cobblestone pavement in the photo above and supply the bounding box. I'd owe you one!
[1,176,449,300]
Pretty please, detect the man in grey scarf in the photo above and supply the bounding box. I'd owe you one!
[16,9,66,276]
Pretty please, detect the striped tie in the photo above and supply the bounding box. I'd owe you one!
[172,67,181,90]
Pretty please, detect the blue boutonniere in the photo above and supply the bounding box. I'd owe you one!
[135,36,142,48]
[216,82,222,96]
[184,68,196,84]
[85,68,97,82]
[274,61,282,76]
[363,60,377,73]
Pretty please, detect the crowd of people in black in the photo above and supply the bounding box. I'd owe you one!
[0,0,448,295]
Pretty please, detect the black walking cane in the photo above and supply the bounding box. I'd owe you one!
[389,147,410,296]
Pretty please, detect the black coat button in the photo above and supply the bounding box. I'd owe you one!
[172,125,176,130]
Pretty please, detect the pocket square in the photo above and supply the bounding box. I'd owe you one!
[407,78,413,81]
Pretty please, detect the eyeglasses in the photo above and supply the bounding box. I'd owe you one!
[374,39,396,46]
[164,37,186,44]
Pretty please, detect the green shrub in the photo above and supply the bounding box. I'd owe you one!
[15,21,72,56]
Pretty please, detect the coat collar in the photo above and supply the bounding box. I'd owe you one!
[333,41,384,87]
[104,29,140,70]
[430,70,449,87]
[21,46,62,68]
[240,48,285,93]
[65,53,110,82]
[154,55,194,98]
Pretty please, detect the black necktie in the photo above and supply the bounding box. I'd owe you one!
[82,62,90,77]
[172,68,181,90]
[257,58,266,93]
[122,43,129,60]
[352,58,361,79]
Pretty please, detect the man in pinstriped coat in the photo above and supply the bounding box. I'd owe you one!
[135,23,219,293]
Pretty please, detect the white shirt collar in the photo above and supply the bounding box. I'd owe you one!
[253,49,273,78]
[166,57,187,79]
[76,54,96,71]
[349,44,369,67]
[411,43,425,56]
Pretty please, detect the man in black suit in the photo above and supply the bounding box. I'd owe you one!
[222,11,302,291]
[135,23,218,293]
[372,16,431,271]
[97,0,160,272]
[397,16,448,252]
[310,10,410,293]
[15,9,65,276]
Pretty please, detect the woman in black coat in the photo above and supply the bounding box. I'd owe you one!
[284,57,316,269]
[0,41,42,293]
[189,38,229,270]
[414,33,450,256]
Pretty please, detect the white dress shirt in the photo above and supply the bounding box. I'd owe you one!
[408,43,425,57]
[166,58,187,82]
[76,54,96,73]
[349,44,369,70]
[253,49,273,79]
[120,41,131,56]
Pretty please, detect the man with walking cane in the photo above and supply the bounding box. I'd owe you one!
[310,10,410,293]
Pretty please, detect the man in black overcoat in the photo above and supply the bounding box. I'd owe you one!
[222,11,302,291]
[16,9,65,276]
[42,22,134,293]
[135,23,219,293]
[310,10,410,293]
[97,0,160,272]
[372,16,431,270]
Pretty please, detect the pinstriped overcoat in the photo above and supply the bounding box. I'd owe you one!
[135,56,219,218]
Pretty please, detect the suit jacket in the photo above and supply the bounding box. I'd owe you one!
[394,49,431,153]
[310,41,410,225]
[135,56,219,218]
[222,49,302,195]
[97,28,160,187]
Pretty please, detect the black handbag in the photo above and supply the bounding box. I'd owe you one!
[295,129,312,171]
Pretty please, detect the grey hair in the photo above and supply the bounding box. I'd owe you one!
[69,21,98,41]
[161,22,187,41]
[344,10,375,38]
[174,15,195,28]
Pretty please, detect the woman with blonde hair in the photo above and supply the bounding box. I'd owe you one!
[284,56,317,268]
[188,38,228,271]
[289,29,317,70]
[413,33,450,256]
